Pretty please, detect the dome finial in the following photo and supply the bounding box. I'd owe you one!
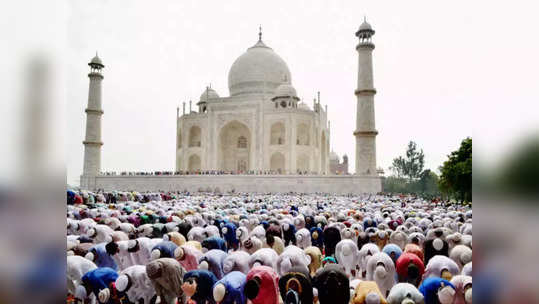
[258,25,262,41]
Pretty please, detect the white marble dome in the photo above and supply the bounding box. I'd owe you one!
[228,39,291,97]
[298,102,310,110]
[199,87,219,102]
[274,83,297,98]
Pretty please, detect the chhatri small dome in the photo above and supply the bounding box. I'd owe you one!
[298,102,310,110]
[228,29,291,97]
[88,53,104,68]
[274,82,297,99]
[356,17,375,38]
[199,87,220,102]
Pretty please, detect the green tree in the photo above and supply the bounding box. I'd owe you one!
[418,169,440,196]
[383,169,440,198]
[439,137,472,202]
[383,176,408,193]
[390,156,406,178]
[390,141,425,182]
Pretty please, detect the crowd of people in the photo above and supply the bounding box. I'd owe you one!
[67,190,472,304]
[99,170,336,177]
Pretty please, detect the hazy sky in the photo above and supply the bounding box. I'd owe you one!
[66,1,538,185]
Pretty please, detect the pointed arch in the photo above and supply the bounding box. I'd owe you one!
[188,154,201,172]
[188,126,201,147]
[270,152,285,173]
[218,121,251,172]
[297,123,310,146]
[297,154,310,173]
[270,122,285,145]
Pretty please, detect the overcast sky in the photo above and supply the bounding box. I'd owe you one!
[66,1,539,185]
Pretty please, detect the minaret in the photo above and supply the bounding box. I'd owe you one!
[81,53,104,189]
[354,19,378,175]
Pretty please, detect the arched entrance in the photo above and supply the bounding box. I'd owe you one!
[297,154,310,173]
[218,121,251,172]
[270,122,285,145]
[188,154,201,172]
[270,152,285,173]
[296,123,310,145]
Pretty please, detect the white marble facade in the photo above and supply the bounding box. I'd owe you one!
[176,36,330,174]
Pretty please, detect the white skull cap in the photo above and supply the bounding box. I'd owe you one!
[115,275,129,292]
[437,286,455,304]
[151,249,161,260]
[375,265,387,279]
[464,287,472,303]
[433,238,444,251]
[199,260,209,270]
[87,228,96,238]
[84,252,95,262]
[365,292,381,304]
[98,288,110,303]
[213,283,226,302]
[174,247,184,259]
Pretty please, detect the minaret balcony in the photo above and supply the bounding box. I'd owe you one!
[87,72,104,79]
[354,89,377,96]
[85,108,104,114]
[82,140,103,146]
[356,42,375,50]
[353,130,378,137]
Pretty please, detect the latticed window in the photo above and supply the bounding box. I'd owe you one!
[237,136,247,148]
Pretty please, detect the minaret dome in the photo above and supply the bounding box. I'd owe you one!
[356,18,375,42]
[88,53,105,71]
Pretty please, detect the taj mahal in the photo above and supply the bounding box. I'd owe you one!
[80,20,382,194]
[176,28,330,175]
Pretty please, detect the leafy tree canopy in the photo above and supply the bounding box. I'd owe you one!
[390,141,425,181]
[438,137,472,202]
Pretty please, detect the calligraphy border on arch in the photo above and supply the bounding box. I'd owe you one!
[216,112,254,132]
